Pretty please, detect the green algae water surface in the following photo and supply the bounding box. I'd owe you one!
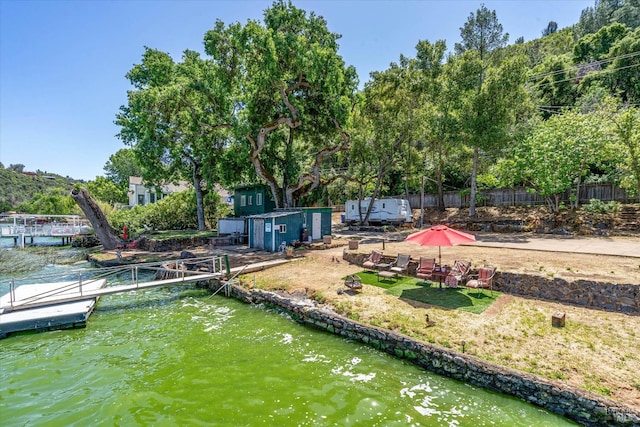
[0,254,576,426]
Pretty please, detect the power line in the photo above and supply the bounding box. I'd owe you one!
[528,50,640,82]
[532,62,640,88]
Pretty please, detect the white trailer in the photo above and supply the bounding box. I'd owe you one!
[344,198,413,225]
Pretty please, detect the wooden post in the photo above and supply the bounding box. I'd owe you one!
[552,311,566,327]
[420,176,425,227]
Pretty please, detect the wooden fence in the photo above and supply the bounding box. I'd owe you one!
[328,184,635,211]
[404,183,636,209]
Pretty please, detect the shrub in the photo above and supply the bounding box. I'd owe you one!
[581,199,620,214]
[107,189,228,235]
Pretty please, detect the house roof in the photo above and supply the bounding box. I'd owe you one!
[234,183,269,191]
[247,211,302,219]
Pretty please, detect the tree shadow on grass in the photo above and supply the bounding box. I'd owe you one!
[351,271,498,314]
[393,284,498,314]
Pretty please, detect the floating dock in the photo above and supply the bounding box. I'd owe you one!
[0,255,291,339]
[0,279,106,338]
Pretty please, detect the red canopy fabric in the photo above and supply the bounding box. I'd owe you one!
[405,225,476,264]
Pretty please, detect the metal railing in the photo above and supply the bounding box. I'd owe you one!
[2,255,230,313]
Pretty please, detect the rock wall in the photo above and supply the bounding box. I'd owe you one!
[135,236,211,252]
[223,285,640,427]
[344,250,640,315]
[497,272,639,314]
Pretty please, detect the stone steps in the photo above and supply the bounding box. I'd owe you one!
[618,205,639,231]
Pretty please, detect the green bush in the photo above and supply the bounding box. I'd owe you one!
[108,189,228,236]
[581,199,620,214]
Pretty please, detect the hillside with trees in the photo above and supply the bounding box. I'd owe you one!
[0,164,79,213]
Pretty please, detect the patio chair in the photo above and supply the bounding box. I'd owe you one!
[466,266,496,295]
[363,250,383,271]
[445,260,471,288]
[416,257,436,283]
[389,253,411,275]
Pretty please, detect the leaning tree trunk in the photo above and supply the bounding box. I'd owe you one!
[71,187,123,250]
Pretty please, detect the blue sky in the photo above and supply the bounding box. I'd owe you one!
[0,0,593,181]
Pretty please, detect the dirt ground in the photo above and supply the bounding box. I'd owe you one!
[243,215,640,411]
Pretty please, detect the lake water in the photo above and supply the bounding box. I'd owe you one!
[0,245,577,426]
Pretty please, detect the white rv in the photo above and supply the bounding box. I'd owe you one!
[344,198,413,225]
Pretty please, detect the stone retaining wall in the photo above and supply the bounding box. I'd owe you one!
[135,236,212,252]
[497,272,639,314]
[223,285,640,427]
[344,250,640,315]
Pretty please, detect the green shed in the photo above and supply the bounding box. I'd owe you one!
[234,184,276,217]
[247,211,305,252]
[300,207,333,241]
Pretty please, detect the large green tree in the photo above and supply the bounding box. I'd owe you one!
[454,5,517,217]
[204,1,357,208]
[509,109,611,212]
[414,39,468,212]
[591,27,640,103]
[116,47,236,230]
[346,61,417,224]
[103,148,142,190]
[573,22,630,64]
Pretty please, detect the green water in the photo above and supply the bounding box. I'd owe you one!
[0,249,576,426]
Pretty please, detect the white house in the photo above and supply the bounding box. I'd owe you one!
[128,177,191,207]
[128,177,233,207]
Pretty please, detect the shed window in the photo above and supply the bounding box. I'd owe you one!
[257,193,263,206]
[248,195,253,206]
[278,224,287,233]
[240,195,246,207]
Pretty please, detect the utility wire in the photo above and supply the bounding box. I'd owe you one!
[533,62,640,88]
[528,50,640,81]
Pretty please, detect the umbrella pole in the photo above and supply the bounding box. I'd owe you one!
[438,246,442,265]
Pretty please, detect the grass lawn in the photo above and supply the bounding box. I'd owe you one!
[354,271,500,314]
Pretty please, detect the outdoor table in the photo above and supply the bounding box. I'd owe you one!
[377,270,398,282]
[431,266,451,289]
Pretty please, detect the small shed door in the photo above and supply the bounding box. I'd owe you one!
[254,219,265,249]
[312,213,322,240]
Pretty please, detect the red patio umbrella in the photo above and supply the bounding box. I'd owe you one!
[405,225,476,265]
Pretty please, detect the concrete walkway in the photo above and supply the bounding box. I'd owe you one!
[333,227,640,258]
